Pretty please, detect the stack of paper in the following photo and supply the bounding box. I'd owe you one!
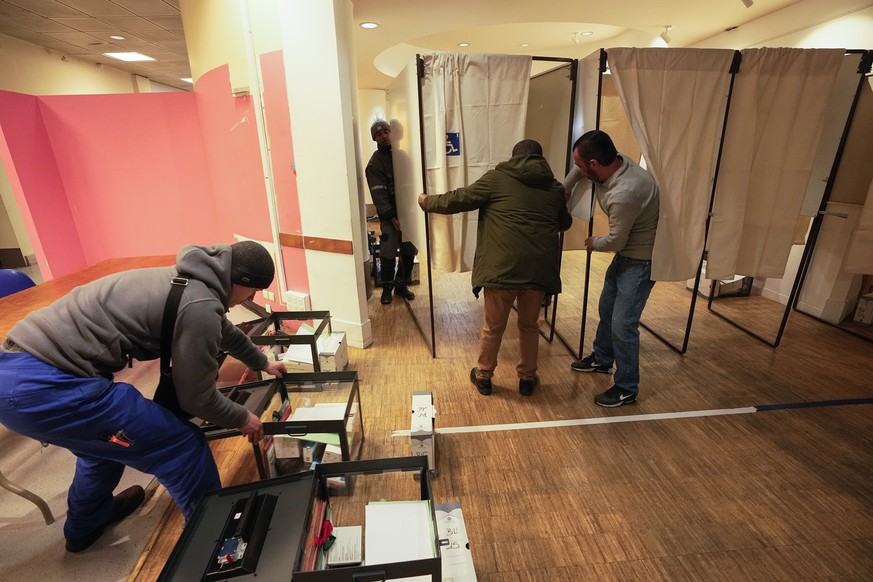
[365,500,435,572]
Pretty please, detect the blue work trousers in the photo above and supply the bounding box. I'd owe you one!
[593,254,656,394]
[0,352,220,539]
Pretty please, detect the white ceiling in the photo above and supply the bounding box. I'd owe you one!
[0,0,189,90]
[0,0,861,92]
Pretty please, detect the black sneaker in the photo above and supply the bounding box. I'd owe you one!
[394,286,415,301]
[570,352,612,374]
[380,286,393,304]
[594,386,637,408]
[519,375,539,396]
[65,485,145,553]
[469,368,492,395]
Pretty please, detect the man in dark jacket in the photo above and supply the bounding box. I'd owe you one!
[419,140,572,396]
[0,241,286,552]
[365,119,415,305]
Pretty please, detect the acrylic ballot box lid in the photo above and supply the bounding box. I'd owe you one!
[158,456,441,582]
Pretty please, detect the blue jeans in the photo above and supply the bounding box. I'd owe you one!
[593,255,655,394]
[0,352,221,539]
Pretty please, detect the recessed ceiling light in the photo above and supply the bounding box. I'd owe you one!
[458,42,470,47]
[520,43,529,48]
[181,77,193,83]
[109,35,125,40]
[360,22,378,29]
[581,31,593,36]
[103,52,155,62]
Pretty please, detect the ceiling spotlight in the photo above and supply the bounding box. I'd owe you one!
[741,0,754,7]
[458,42,470,47]
[660,25,672,44]
[359,22,378,29]
[109,35,125,40]
[520,43,529,48]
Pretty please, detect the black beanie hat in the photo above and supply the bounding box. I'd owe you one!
[230,241,275,289]
[370,120,390,140]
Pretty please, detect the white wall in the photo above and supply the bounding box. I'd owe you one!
[0,32,136,95]
[693,2,873,51]
[280,0,371,348]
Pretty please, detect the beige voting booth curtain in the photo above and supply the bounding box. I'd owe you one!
[421,53,531,272]
[844,179,873,274]
[706,48,845,280]
[608,48,737,281]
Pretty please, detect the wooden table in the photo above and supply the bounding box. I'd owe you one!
[0,256,174,337]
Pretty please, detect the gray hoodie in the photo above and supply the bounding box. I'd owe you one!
[7,244,267,428]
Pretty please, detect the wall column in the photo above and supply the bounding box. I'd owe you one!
[279,0,371,348]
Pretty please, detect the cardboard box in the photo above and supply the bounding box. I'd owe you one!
[686,260,750,298]
[411,391,436,473]
[435,502,477,581]
[410,257,420,285]
[273,435,302,459]
[302,441,325,464]
[280,331,348,372]
[321,443,343,464]
[853,293,873,326]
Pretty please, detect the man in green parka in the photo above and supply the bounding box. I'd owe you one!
[418,140,572,396]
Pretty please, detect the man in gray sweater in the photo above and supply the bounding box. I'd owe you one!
[0,241,286,552]
[566,130,659,407]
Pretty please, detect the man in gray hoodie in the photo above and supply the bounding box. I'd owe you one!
[419,140,572,397]
[0,241,286,552]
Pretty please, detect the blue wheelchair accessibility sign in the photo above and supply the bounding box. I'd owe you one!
[446,133,460,156]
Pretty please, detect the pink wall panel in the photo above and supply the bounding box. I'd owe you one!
[0,59,305,296]
[193,66,273,242]
[37,92,220,264]
[0,90,85,278]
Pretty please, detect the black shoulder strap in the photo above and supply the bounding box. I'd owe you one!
[160,275,189,374]
[154,275,193,418]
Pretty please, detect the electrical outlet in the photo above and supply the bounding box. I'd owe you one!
[283,290,311,311]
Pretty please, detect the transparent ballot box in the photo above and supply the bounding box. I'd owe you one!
[246,311,340,373]
[158,456,442,582]
[260,372,365,483]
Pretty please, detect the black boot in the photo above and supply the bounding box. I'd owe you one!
[394,285,415,301]
[380,285,393,304]
[65,485,145,553]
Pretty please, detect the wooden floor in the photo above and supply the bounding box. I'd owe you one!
[132,251,873,581]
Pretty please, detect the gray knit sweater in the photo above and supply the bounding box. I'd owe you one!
[565,154,659,260]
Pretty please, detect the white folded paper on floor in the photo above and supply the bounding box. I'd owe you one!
[365,500,435,573]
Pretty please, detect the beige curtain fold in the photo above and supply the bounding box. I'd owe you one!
[421,53,531,272]
[843,179,873,274]
[607,48,736,281]
[706,48,845,280]
[563,50,603,251]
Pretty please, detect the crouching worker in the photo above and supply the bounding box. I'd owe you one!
[0,241,286,552]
